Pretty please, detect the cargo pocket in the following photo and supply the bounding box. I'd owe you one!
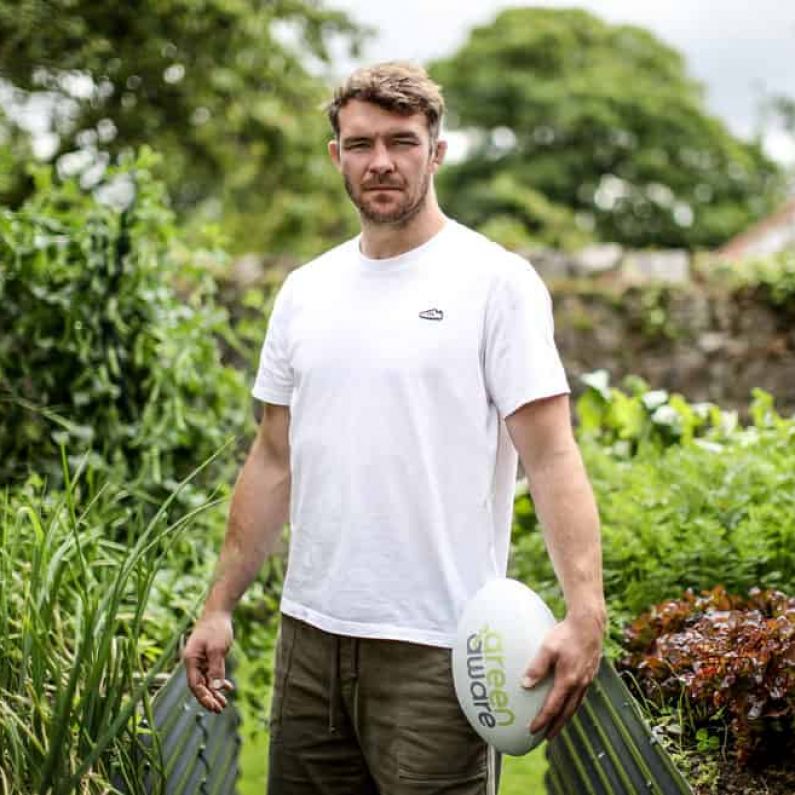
[396,645,488,783]
[268,614,297,737]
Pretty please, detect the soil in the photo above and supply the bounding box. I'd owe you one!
[684,737,795,795]
[689,758,795,795]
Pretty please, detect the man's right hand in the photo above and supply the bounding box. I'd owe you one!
[183,611,235,713]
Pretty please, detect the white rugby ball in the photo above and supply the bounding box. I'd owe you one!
[452,578,557,755]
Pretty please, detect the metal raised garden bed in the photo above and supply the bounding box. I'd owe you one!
[116,662,241,795]
[545,657,693,795]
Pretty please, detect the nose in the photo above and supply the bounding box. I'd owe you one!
[367,140,395,175]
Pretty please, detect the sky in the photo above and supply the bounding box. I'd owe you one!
[327,0,795,164]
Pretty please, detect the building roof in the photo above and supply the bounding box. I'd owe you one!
[717,197,795,260]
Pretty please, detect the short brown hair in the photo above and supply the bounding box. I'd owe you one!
[326,62,445,143]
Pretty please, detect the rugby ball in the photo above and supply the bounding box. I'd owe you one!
[452,578,557,755]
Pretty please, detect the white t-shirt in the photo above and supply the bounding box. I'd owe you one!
[252,218,570,647]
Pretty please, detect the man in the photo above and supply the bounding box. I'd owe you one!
[183,62,605,794]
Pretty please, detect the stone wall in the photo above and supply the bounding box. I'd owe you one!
[531,245,795,416]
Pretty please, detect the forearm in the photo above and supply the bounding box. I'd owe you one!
[202,440,290,617]
[525,444,605,627]
[508,398,604,735]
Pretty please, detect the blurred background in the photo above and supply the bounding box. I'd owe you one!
[2,0,794,259]
[2,3,795,794]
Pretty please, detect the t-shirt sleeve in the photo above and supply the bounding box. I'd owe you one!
[483,257,570,420]
[251,274,294,405]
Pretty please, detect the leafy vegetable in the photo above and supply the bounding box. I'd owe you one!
[619,586,795,765]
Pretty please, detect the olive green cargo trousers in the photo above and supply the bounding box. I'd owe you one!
[267,613,502,794]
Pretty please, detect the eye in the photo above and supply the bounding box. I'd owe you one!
[345,141,370,151]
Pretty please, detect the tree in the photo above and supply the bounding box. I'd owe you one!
[0,105,35,205]
[0,0,365,256]
[429,8,785,250]
[763,94,795,189]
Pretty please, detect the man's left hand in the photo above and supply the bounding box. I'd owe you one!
[521,611,604,740]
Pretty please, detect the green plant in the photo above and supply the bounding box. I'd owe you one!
[632,284,682,340]
[510,383,795,652]
[0,451,225,794]
[0,150,250,494]
[0,143,300,792]
[695,728,721,754]
[574,369,743,456]
[699,249,795,309]
[0,0,365,257]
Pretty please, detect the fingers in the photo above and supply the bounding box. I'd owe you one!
[209,687,228,710]
[545,687,587,740]
[185,657,223,713]
[189,672,232,713]
[181,612,235,713]
[525,648,591,736]
[522,646,554,689]
[528,670,592,736]
[207,652,227,695]
[199,684,227,713]
[183,652,207,701]
[206,678,236,712]
[528,676,568,735]
[522,615,603,740]
[183,645,234,713]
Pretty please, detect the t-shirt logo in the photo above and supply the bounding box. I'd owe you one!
[419,308,444,321]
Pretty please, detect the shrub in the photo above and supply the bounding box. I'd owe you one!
[508,382,795,649]
[0,149,249,493]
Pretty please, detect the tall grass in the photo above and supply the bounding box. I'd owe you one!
[0,451,224,794]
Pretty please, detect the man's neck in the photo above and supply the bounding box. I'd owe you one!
[359,203,447,260]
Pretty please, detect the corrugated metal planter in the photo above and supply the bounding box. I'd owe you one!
[116,663,241,794]
[545,657,693,795]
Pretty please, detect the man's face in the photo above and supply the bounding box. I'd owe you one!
[329,100,445,226]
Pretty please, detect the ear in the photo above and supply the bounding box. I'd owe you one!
[328,139,342,171]
[430,139,447,172]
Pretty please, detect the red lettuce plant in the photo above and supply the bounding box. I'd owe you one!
[619,586,795,764]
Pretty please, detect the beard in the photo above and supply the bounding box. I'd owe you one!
[344,169,432,227]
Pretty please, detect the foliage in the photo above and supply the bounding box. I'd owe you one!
[573,369,744,456]
[763,93,795,188]
[454,172,592,251]
[0,457,222,794]
[0,0,364,256]
[0,107,34,207]
[509,381,795,651]
[699,248,795,310]
[212,266,292,378]
[0,151,250,492]
[430,7,784,249]
[0,150,289,792]
[618,586,795,766]
[0,125,283,790]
